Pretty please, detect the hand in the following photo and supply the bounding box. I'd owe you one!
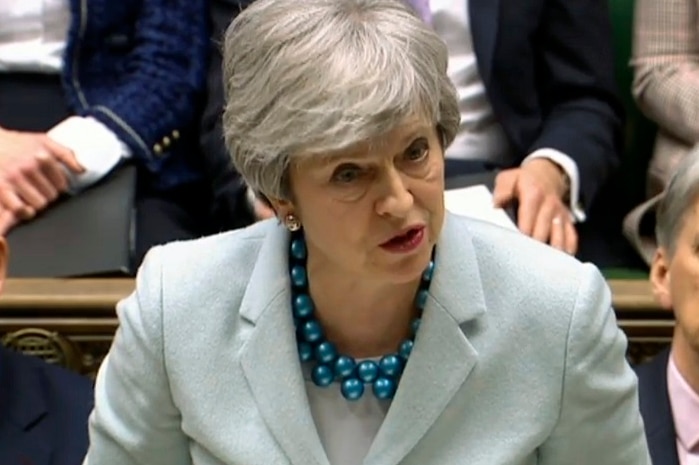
[493,159,578,254]
[0,127,85,220]
[0,207,19,236]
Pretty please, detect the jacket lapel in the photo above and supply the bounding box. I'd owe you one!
[638,350,681,465]
[364,213,487,465]
[0,348,52,465]
[239,222,330,465]
[469,0,500,84]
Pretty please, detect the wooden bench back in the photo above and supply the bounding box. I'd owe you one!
[0,279,673,377]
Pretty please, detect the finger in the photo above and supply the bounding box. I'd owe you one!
[26,170,59,202]
[0,186,35,220]
[41,137,85,173]
[531,201,559,243]
[515,187,544,236]
[38,155,69,192]
[492,170,518,207]
[548,216,566,252]
[564,221,579,255]
[14,177,48,210]
[0,209,17,235]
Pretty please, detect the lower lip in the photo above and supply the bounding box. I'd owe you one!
[380,227,426,253]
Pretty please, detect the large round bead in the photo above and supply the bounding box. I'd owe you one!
[379,354,403,377]
[422,260,435,281]
[410,318,421,336]
[311,364,334,387]
[398,339,414,359]
[373,377,397,400]
[314,341,338,364]
[293,295,314,319]
[415,289,429,310]
[334,356,356,379]
[290,239,307,260]
[290,265,307,288]
[301,320,323,343]
[340,378,365,401]
[298,342,313,362]
[357,360,379,383]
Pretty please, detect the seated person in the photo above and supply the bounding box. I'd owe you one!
[637,149,699,465]
[0,238,93,464]
[0,0,209,266]
[83,1,650,464]
[627,0,699,264]
[408,0,622,255]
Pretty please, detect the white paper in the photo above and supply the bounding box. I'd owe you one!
[444,184,518,232]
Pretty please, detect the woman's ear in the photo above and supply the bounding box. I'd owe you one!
[267,197,294,218]
[650,247,673,310]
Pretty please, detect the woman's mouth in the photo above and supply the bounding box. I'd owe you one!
[380,226,426,253]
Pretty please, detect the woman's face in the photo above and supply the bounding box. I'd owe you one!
[279,116,445,285]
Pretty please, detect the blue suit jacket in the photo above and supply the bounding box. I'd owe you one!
[0,346,93,465]
[469,0,622,208]
[61,0,209,189]
[84,214,650,464]
[635,349,681,465]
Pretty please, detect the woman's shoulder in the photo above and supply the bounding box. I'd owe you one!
[449,214,604,312]
[139,220,277,302]
[162,217,272,262]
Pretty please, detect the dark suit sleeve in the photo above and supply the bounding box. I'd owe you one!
[199,0,255,231]
[529,0,624,208]
[73,0,209,173]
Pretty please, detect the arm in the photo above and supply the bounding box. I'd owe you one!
[539,265,651,464]
[199,0,254,230]
[529,0,623,208]
[75,0,208,175]
[84,247,192,465]
[632,0,699,145]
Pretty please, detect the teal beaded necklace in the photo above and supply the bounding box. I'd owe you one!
[288,230,435,401]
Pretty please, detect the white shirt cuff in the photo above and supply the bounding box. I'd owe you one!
[523,148,586,223]
[46,116,132,192]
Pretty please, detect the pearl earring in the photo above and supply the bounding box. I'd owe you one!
[284,213,301,232]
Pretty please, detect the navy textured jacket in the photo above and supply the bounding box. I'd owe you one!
[62,0,209,189]
[0,346,94,465]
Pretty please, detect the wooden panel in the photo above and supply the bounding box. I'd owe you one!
[0,278,134,311]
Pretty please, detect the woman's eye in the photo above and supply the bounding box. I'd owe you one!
[405,140,429,162]
[331,165,362,183]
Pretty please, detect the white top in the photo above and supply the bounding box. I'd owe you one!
[307,381,390,465]
[429,0,584,220]
[304,360,389,465]
[430,0,511,165]
[0,0,130,192]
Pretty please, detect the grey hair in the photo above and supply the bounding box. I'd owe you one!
[222,0,460,200]
[656,146,699,255]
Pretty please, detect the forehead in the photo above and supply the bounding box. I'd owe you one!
[299,116,434,167]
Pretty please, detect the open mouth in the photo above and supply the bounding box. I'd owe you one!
[380,226,426,252]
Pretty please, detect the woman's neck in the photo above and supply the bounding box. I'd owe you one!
[306,265,421,359]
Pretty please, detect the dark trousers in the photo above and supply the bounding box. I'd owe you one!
[0,73,210,270]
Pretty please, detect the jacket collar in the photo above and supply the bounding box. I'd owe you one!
[637,349,681,465]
